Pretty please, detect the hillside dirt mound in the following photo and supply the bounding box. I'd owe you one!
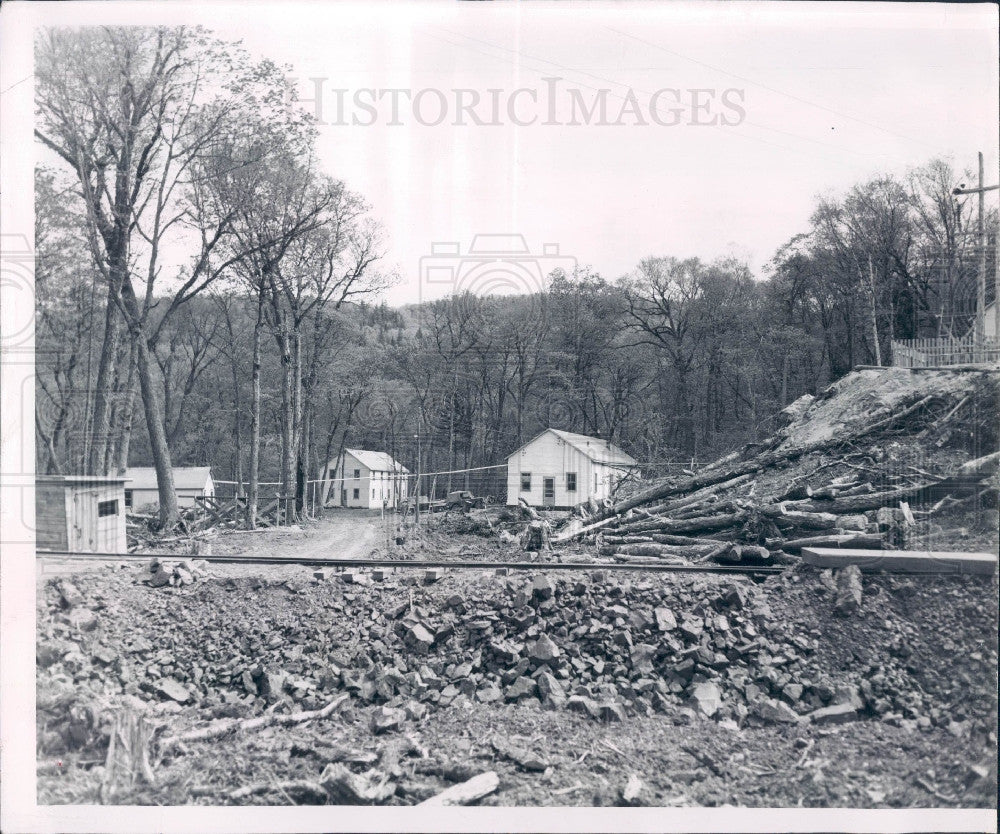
[580,368,999,566]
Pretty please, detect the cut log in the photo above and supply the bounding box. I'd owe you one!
[760,507,840,529]
[801,547,997,575]
[613,512,742,537]
[607,543,720,560]
[417,771,500,807]
[771,484,931,515]
[713,543,772,564]
[552,513,619,543]
[781,532,883,552]
[605,393,944,521]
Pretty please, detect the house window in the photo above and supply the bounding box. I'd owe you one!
[520,472,531,492]
[124,490,133,509]
[353,468,360,480]
[566,472,577,492]
[98,499,118,517]
[353,488,360,499]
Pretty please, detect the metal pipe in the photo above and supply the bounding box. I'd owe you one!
[36,550,785,575]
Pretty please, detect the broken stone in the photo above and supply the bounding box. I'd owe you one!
[423,568,443,584]
[57,580,84,609]
[313,569,332,581]
[834,565,863,616]
[155,678,191,703]
[148,569,171,588]
[371,705,406,734]
[598,702,626,722]
[653,607,677,631]
[505,676,538,701]
[405,624,435,653]
[68,608,99,632]
[565,695,600,719]
[493,739,547,772]
[535,671,566,705]
[531,575,555,601]
[529,634,560,664]
[622,773,644,805]
[808,702,858,725]
[754,697,801,724]
[690,681,722,717]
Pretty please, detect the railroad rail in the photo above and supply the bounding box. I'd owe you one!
[36,550,786,576]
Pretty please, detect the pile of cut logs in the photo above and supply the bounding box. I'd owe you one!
[559,448,998,566]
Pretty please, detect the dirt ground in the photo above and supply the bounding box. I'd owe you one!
[36,510,998,808]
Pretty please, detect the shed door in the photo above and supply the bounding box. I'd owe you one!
[543,477,555,507]
[71,491,97,552]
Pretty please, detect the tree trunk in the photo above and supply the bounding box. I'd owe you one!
[277,328,295,523]
[133,333,178,527]
[113,337,138,474]
[89,285,122,474]
[246,289,265,528]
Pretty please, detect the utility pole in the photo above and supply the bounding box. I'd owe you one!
[953,151,999,350]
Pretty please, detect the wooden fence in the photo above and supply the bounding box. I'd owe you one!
[891,336,1000,368]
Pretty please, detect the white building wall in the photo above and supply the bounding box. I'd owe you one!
[506,432,602,508]
[325,452,409,508]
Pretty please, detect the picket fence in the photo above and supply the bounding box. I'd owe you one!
[891,335,1000,368]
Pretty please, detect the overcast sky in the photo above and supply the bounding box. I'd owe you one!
[19,1,1000,303]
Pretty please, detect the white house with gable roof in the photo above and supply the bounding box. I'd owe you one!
[506,429,638,509]
[322,449,410,509]
[124,466,214,511]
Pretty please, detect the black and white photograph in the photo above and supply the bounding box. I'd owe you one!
[1,1,997,831]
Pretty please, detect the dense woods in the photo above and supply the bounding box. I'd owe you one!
[34,26,997,526]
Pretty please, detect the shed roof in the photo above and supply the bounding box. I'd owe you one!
[342,449,410,474]
[126,466,212,491]
[37,475,128,485]
[508,429,638,466]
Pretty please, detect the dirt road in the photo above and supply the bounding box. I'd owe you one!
[212,509,388,560]
[37,509,392,582]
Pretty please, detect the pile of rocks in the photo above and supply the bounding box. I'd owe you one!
[145,557,210,589]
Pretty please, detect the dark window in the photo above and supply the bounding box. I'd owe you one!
[566,472,577,492]
[520,472,531,491]
[353,468,361,480]
[353,488,360,499]
[98,499,118,517]
[124,490,133,508]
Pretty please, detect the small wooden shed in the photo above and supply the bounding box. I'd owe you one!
[36,475,128,554]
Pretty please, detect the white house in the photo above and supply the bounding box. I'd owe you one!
[322,449,410,509]
[125,466,214,511]
[506,429,638,509]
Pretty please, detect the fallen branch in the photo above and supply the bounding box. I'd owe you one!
[160,694,349,752]
[417,771,500,807]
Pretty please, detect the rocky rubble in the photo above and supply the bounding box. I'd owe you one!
[36,560,998,782]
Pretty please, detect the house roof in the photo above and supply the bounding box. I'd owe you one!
[342,449,410,474]
[126,466,212,491]
[508,429,638,467]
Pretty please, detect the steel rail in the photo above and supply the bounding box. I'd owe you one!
[36,550,786,575]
